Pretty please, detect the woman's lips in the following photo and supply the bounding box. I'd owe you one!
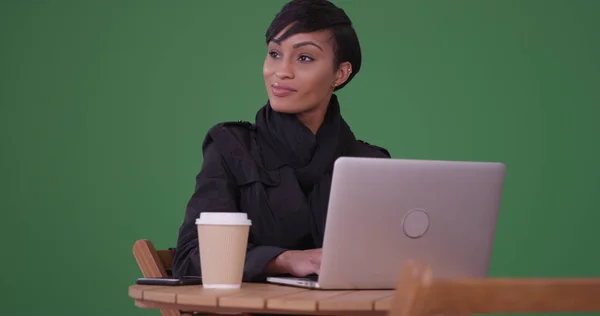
[271,83,296,97]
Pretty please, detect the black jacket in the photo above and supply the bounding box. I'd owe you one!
[172,120,390,282]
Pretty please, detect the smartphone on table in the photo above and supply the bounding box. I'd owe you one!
[136,276,203,286]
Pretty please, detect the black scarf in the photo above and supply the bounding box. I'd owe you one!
[255,94,356,247]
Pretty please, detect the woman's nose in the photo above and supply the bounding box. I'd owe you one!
[275,61,294,79]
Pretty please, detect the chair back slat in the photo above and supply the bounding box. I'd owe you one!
[389,261,600,316]
[133,239,170,278]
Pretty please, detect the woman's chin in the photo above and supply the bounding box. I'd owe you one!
[269,101,303,114]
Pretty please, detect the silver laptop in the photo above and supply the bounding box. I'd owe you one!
[267,157,506,290]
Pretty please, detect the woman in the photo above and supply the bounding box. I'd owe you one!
[172,0,390,282]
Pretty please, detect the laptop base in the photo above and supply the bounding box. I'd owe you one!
[266,276,321,289]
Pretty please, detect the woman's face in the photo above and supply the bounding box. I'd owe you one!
[263,27,352,115]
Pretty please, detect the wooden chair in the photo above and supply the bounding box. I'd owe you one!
[132,239,250,316]
[389,261,600,316]
[132,239,187,316]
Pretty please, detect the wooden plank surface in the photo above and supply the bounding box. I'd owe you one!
[177,285,253,307]
[136,299,388,316]
[219,283,308,309]
[266,290,352,312]
[374,296,393,311]
[129,283,395,314]
[142,285,206,304]
[128,284,167,300]
[318,290,394,312]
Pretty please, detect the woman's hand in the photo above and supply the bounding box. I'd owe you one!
[266,249,322,277]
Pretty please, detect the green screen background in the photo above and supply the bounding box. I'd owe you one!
[1,1,598,315]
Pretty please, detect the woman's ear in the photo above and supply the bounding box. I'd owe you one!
[333,61,353,88]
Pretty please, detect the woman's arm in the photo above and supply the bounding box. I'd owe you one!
[171,138,287,282]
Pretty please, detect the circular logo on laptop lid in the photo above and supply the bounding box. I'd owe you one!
[402,209,430,238]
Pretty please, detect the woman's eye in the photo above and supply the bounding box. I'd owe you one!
[268,51,280,58]
[299,55,314,62]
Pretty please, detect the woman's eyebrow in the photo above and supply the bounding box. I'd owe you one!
[271,39,323,51]
[292,41,323,51]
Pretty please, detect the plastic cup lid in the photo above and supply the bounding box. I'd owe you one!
[195,212,252,226]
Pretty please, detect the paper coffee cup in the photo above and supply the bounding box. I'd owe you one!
[196,212,251,289]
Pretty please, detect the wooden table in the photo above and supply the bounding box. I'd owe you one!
[129,283,395,315]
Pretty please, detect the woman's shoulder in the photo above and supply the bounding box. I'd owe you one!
[203,120,256,147]
[199,120,261,162]
[352,139,391,158]
[202,120,275,184]
[207,120,256,135]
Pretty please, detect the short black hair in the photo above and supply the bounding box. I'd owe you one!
[265,0,361,91]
